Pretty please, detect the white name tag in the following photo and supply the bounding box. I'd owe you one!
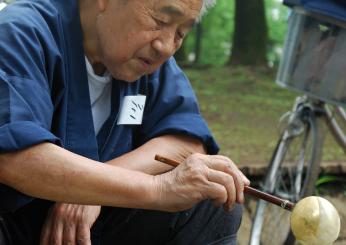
[117,95,146,125]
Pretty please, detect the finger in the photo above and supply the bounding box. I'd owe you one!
[199,168,228,206]
[207,156,245,204]
[45,204,67,245]
[62,221,76,245]
[40,213,53,245]
[76,225,92,245]
[216,156,247,203]
[243,175,251,186]
[206,182,228,207]
[224,164,245,204]
[49,218,64,245]
[207,169,236,211]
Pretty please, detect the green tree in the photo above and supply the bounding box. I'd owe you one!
[230,0,268,66]
[265,0,289,67]
[193,23,203,64]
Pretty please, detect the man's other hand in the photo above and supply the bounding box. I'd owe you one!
[155,153,250,212]
[40,203,101,245]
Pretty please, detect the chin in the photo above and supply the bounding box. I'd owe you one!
[124,78,140,83]
[116,73,142,83]
[109,70,139,82]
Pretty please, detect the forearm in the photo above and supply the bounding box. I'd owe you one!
[107,135,207,175]
[0,143,157,209]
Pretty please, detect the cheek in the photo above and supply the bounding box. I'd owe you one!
[117,33,153,60]
[128,29,153,46]
[98,33,127,65]
[97,20,156,66]
[96,18,126,62]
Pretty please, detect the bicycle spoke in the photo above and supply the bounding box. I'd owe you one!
[294,126,309,199]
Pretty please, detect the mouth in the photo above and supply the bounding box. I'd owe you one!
[139,57,153,66]
[138,57,154,68]
[136,57,156,73]
[138,57,151,72]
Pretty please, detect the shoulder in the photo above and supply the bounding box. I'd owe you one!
[0,0,61,46]
[0,0,64,77]
[0,0,59,26]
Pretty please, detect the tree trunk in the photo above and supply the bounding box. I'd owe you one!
[230,0,268,66]
[194,23,203,64]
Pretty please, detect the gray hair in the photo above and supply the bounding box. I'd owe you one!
[198,0,216,21]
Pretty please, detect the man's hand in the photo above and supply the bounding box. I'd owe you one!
[155,153,250,212]
[40,203,101,245]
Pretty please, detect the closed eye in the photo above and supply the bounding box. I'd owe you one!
[154,17,169,26]
[177,30,185,39]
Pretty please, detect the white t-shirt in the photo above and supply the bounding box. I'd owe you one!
[0,3,7,11]
[85,57,112,135]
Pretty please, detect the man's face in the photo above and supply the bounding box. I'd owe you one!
[95,0,202,82]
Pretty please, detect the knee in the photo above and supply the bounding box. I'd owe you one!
[194,201,243,244]
[198,200,243,234]
[223,204,243,234]
[167,201,243,244]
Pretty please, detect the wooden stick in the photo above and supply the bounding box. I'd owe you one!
[155,154,295,211]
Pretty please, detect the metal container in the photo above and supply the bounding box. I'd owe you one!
[276,8,346,107]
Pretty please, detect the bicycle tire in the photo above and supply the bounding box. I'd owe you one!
[249,110,326,245]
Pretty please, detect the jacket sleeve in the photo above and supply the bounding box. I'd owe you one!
[136,57,219,154]
[0,6,61,153]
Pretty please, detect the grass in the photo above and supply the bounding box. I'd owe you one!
[184,66,345,166]
[316,175,346,196]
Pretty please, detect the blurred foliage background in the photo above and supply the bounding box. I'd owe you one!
[175,0,289,67]
[172,0,346,165]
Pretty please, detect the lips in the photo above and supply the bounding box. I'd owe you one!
[137,58,150,72]
[137,57,156,73]
[139,57,153,65]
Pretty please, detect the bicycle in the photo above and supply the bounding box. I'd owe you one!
[249,2,346,245]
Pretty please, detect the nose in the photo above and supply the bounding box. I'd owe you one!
[152,30,178,59]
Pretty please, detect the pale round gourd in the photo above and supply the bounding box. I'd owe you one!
[290,196,340,245]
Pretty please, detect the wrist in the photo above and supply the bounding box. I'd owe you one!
[148,175,164,210]
[151,172,183,212]
[131,174,163,211]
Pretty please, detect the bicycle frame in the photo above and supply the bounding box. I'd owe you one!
[324,105,346,152]
[286,96,346,154]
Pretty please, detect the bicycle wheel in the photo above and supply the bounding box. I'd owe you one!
[249,110,326,245]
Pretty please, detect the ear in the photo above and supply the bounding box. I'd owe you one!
[97,0,108,12]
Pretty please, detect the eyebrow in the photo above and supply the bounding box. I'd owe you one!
[159,5,197,28]
[159,5,185,17]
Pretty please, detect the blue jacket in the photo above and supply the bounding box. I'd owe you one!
[0,0,219,213]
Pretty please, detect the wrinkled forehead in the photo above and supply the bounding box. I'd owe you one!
[153,0,203,18]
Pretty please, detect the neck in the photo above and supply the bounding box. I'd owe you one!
[79,0,106,75]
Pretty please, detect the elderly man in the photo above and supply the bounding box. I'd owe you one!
[0,0,249,244]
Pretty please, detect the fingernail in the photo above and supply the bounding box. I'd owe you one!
[244,177,250,185]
